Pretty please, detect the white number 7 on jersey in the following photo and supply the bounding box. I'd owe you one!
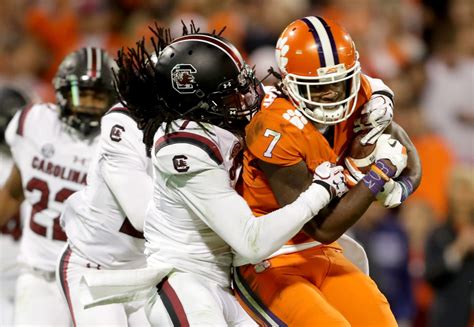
[263,129,281,158]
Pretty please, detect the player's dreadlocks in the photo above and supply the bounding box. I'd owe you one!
[114,25,168,156]
[114,22,228,156]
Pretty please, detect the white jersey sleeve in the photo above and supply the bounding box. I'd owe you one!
[99,109,152,231]
[155,141,330,265]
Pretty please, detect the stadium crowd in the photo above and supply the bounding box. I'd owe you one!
[0,0,472,326]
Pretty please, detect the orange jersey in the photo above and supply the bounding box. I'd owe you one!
[241,75,373,245]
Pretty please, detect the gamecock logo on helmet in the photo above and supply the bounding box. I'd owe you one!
[171,64,197,94]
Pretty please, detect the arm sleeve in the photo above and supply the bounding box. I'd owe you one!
[172,165,330,264]
[100,113,152,232]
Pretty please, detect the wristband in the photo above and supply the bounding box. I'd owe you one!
[398,176,414,201]
[373,160,397,178]
[362,160,396,196]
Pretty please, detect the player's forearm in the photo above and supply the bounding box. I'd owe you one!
[234,183,331,263]
[182,169,331,264]
[391,122,422,191]
[305,159,397,243]
[303,182,374,244]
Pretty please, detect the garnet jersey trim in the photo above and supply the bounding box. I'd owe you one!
[16,104,34,136]
[154,131,224,165]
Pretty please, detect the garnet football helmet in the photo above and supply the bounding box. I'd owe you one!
[53,47,117,135]
[154,33,264,133]
[275,16,361,125]
[0,86,30,146]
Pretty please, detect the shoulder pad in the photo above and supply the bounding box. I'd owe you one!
[100,107,145,156]
[363,75,394,100]
[105,103,136,121]
[154,131,223,175]
[246,101,320,166]
[5,103,56,144]
[102,107,138,131]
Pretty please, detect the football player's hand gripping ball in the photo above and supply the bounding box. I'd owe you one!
[354,93,394,145]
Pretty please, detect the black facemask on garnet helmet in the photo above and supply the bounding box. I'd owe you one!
[53,47,117,136]
[154,34,264,134]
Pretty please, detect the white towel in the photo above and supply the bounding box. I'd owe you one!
[338,233,370,274]
[80,264,173,309]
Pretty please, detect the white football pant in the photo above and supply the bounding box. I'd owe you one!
[13,267,71,326]
[146,270,257,326]
[57,245,149,326]
[0,235,20,325]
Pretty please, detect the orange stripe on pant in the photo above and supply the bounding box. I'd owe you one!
[234,245,397,327]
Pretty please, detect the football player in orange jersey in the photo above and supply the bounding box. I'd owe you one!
[233,16,422,326]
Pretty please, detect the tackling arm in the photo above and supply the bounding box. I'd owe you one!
[0,164,23,227]
[176,166,337,264]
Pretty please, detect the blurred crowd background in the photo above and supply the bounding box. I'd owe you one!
[0,0,472,326]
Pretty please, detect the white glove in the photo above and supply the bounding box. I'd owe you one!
[374,134,407,178]
[354,93,394,145]
[376,180,402,208]
[312,162,348,199]
[376,177,413,208]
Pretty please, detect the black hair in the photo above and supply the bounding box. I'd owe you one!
[114,24,171,156]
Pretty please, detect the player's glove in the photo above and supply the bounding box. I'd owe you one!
[312,162,348,200]
[373,134,407,178]
[344,157,365,187]
[376,177,414,208]
[354,93,394,145]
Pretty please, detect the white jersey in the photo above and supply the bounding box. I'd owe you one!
[145,120,329,287]
[61,106,150,269]
[5,103,99,271]
[145,120,242,287]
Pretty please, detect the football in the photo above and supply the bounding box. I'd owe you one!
[347,132,377,173]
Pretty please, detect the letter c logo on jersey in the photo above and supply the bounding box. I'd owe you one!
[110,124,125,142]
[171,64,197,94]
[173,155,189,172]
